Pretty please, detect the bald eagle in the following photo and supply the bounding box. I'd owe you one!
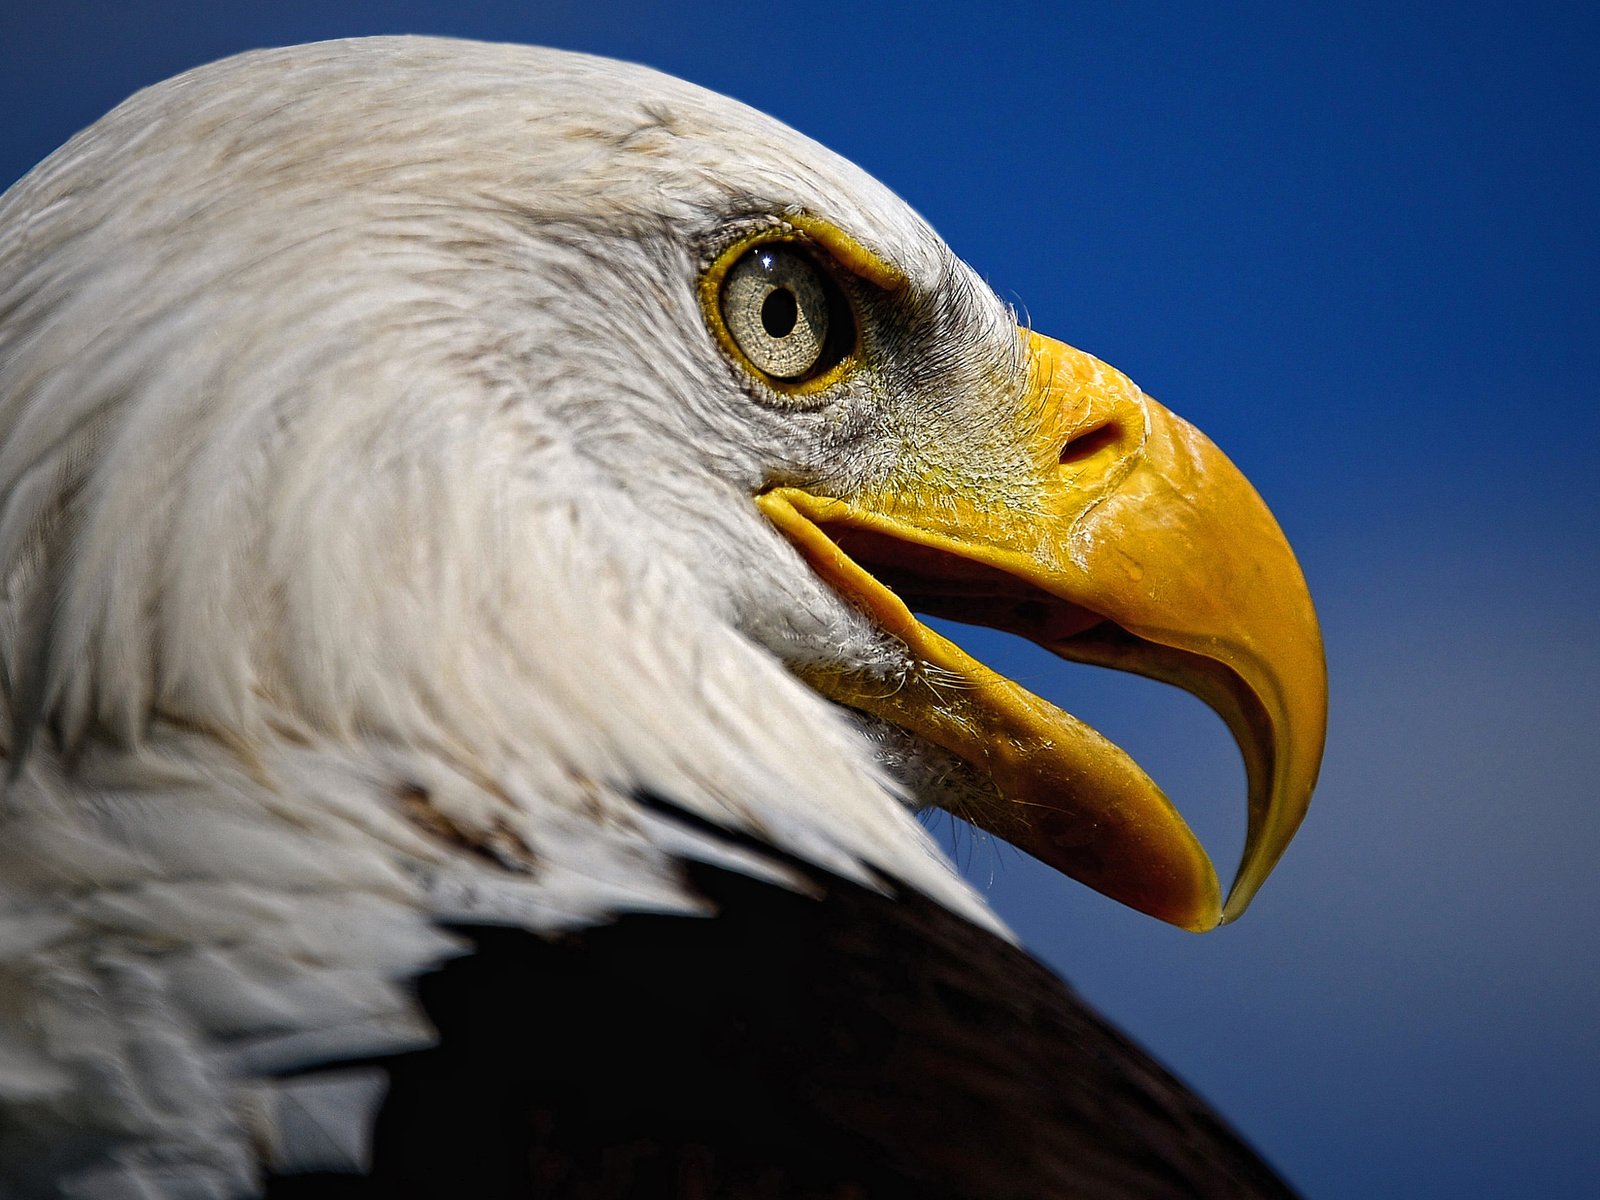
[0,37,1326,1200]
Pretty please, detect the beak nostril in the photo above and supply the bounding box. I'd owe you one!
[1059,421,1122,466]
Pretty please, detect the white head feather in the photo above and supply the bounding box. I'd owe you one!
[0,37,1022,1196]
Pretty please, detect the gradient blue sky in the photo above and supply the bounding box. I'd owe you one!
[4,3,1596,1196]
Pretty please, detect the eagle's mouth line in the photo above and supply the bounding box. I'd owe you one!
[810,521,1277,828]
[764,499,1160,736]
[822,524,1113,649]
[757,487,1227,931]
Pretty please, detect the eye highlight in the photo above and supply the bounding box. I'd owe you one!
[714,241,855,387]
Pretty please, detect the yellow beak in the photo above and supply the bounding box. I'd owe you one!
[757,331,1326,931]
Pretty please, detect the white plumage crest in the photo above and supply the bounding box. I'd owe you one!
[0,37,1015,1197]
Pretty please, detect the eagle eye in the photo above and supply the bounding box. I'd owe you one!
[717,243,855,386]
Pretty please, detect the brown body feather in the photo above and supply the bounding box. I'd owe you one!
[268,828,1294,1200]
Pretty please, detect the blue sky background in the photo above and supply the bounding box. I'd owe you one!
[3,2,1596,1196]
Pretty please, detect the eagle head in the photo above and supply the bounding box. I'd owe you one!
[0,35,1330,1195]
[0,37,1323,941]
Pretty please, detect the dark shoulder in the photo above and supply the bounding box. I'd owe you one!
[267,860,1295,1200]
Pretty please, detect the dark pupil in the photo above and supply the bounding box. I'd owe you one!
[761,287,798,338]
